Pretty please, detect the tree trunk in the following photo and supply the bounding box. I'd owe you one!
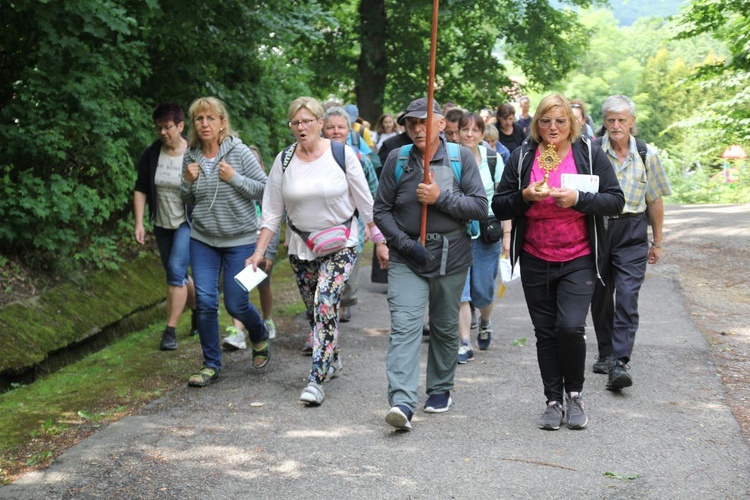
[356,0,387,124]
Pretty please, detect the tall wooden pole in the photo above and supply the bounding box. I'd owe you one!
[420,0,440,245]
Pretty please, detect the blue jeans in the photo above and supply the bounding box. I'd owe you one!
[153,222,191,286]
[190,239,266,370]
[460,238,502,307]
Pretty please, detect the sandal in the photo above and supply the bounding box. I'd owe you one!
[188,366,219,387]
[252,341,270,369]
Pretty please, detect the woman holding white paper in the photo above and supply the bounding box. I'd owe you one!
[246,96,388,406]
[180,97,268,387]
[491,94,624,431]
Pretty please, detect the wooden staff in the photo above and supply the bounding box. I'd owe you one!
[420,0,440,245]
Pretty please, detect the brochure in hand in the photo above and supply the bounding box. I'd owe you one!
[234,265,268,292]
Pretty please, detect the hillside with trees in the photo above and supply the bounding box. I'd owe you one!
[607,0,686,25]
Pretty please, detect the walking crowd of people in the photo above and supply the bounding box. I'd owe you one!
[134,91,670,432]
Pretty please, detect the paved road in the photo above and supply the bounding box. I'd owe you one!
[3,206,750,499]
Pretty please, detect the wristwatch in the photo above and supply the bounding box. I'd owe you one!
[650,238,662,248]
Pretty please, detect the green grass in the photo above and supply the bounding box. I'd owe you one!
[0,242,376,481]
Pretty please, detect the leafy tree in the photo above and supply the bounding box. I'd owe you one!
[673,0,750,147]
[308,0,601,122]
[0,0,330,270]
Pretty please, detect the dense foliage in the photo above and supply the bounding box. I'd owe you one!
[0,1,329,270]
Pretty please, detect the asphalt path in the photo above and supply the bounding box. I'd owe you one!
[3,206,750,499]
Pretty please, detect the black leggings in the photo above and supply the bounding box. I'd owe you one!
[521,252,595,403]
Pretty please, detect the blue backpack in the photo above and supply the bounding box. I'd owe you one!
[394,142,480,238]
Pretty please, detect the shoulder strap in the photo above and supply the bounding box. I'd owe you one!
[283,142,346,174]
[393,143,464,185]
[486,148,497,182]
[447,142,462,183]
[331,140,346,173]
[635,137,648,172]
[394,144,413,185]
[281,143,297,172]
[350,129,360,149]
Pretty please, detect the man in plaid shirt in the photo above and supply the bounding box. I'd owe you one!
[590,94,672,391]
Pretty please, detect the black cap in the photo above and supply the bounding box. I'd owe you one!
[397,98,443,125]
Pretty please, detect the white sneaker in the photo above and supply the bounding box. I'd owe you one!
[299,382,325,405]
[265,319,276,339]
[222,332,246,350]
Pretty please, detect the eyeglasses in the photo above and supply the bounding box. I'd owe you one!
[570,103,582,109]
[289,119,316,128]
[460,128,483,135]
[538,118,569,128]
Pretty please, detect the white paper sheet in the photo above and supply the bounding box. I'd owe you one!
[561,174,599,193]
[234,266,268,292]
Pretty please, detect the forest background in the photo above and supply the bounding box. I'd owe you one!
[0,0,748,281]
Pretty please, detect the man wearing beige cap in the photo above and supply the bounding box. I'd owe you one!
[374,97,488,430]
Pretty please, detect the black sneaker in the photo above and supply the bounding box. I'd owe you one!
[592,354,613,374]
[424,391,452,413]
[385,405,413,431]
[565,395,588,429]
[160,329,177,351]
[606,359,633,390]
[538,402,564,430]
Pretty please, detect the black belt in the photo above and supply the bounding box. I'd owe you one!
[608,212,644,220]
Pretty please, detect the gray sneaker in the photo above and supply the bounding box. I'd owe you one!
[592,354,613,374]
[565,395,588,429]
[538,402,564,430]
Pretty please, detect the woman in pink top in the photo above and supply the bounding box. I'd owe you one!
[491,94,624,431]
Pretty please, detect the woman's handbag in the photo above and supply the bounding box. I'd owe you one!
[479,217,504,244]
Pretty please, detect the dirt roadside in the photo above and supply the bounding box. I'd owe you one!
[657,204,750,442]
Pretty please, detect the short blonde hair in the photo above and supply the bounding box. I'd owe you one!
[484,124,499,143]
[288,96,324,122]
[529,94,581,144]
[187,97,235,148]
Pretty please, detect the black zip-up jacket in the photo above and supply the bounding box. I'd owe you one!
[491,137,625,283]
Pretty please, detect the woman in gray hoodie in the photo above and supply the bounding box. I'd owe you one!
[180,97,268,387]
